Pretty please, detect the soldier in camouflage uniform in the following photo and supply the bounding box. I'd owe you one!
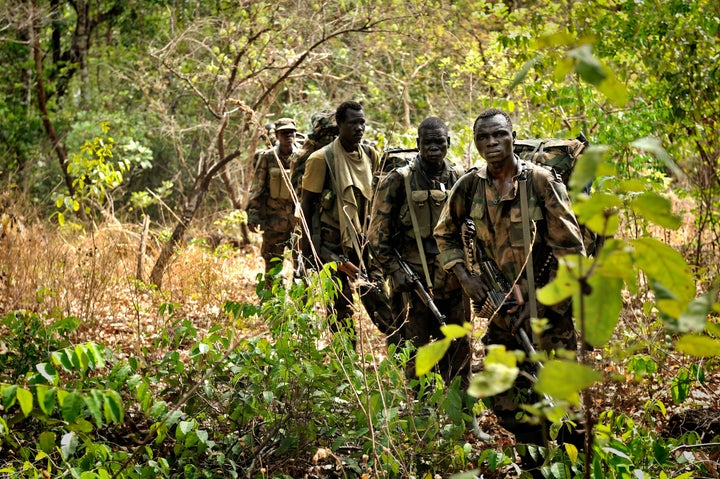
[290,110,338,196]
[247,118,299,275]
[434,108,585,476]
[300,101,382,344]
[368,117,471,388]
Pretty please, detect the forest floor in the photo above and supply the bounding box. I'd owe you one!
[1,217,719,477]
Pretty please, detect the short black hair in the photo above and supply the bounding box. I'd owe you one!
[473,108,512,133]
[335,100,363,125]
[418,116,448,137]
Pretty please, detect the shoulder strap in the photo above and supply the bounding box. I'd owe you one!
[402,162,434,293]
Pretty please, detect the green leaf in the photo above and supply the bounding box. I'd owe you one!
[578,275,623,347]
[630,137,683,179]
[440,322,470,340]
[468,363,519,399]
[87,343,106,369]
[675,334,720,357]
[630,192,682,230]
[103,390,124,424]
[2,385,17,409]
[61,391,85,423]
[671,292,715,333]
[509,55,539,91]
[36,362,59,385]
[38,431,56,454]
[534,360,601,404]
[573,191,621,236]
[85,390,104,428]
[569,44,606,85]
[597,73,629,107]
[74,344,90,373]
[60,431,78,460]
[16,387,33,417]
[35,385,57,416]
[537,261,578,305]
[569,145,610,195]
[632,238,695,312]
[415,337,452,376]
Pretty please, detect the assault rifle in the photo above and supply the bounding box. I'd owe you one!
[393,249,446,326]
[319,246,395,335]
[462,218,539,363]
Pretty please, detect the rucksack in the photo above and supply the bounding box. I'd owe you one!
[513,133,589,189]
[513,132,601,255]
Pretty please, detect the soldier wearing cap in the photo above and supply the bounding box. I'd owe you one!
[247,117,299,276]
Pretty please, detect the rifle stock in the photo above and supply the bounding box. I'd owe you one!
[393,249,446,326]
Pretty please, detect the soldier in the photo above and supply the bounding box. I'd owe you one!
[290,109,338,197]
[368,117,471,388]
[247,117,299,276]
[434,108,586,477]
[299,101,382,345]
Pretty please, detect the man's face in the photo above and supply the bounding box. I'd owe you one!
[277,129,295,149]
[417,126,449,167]
[473,114,515,167]
[337,108,366,148]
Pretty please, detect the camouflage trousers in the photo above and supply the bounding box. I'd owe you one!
[393,291,471,389]
[481,304,578,445]
[260,226,297,274]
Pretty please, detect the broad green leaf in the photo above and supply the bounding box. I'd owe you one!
[597,73,629,107]
[467,362,519,399]
[36,362,59,385]
[103,390,124,424]
[632,238,695,309]
[675,334,720,357]
[416,337,452,376]
[538,31,577,47]
[534,360,601,404]
[61,391,85,423]
[569,44,606,85]
[671,291,715,332]
[553,56,575,82]
[630,137,683,179]
[630,192,682,230]
[569,145,610,194]
[38,431,56,454]
[16,387,33,417]
[440,322,470,340]
[537,261,578,305]
[565,443,579,464]
[595,240,635,281]
[509,55,539,91]
[577,275,623,347]
[52,350,74,372]
[60,431,78,460]
[35,385,57,416]
[85,390,104,428]
[87,343,106,369]
[485,344,519,367]
[2,385,17,409]
[572,191,621,236]
[74,344,90,373]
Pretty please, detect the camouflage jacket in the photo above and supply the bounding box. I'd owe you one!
[369,155,464,295]
[434,156,585,300]
[247,144,297,229]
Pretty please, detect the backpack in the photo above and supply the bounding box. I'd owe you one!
[513,133,589,189]
[512,132,601,255]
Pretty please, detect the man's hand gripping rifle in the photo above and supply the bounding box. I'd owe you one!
[393,249,446,326]
[461,218,539,362]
